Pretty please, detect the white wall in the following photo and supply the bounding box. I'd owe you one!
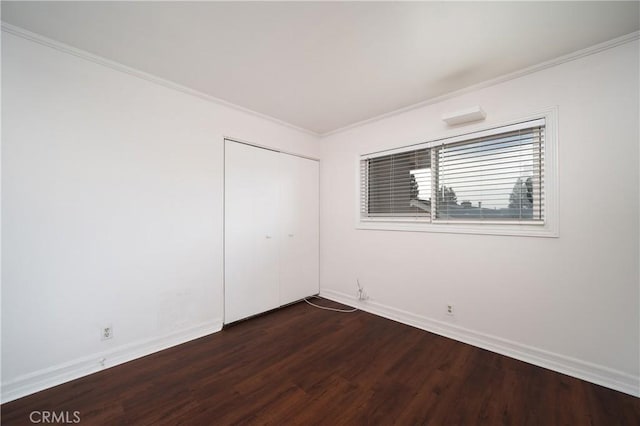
[1,32,319,401]
[319,40,639,395]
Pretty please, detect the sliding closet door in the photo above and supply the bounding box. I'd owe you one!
[224,140,280,323]
[279,154,319,305]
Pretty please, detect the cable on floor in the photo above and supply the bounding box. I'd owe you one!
[303,295,358,313]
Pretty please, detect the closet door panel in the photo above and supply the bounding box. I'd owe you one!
[224,141,280,323]
[279,154,319,305]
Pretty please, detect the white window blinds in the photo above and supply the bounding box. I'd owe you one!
[361,148,431,218]
[360,119,545,224]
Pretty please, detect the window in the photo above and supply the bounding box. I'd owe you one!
[362,148,432,218]
[359,112,558,237]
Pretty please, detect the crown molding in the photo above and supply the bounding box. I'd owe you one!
[2,22,637,139]
[0,22,320,137]
[321,30,640,137]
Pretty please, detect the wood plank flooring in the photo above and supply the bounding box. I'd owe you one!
[2,298,639,425]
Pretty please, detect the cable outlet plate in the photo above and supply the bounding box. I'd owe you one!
[357,279,369,301]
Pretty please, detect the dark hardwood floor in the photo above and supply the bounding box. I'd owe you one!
[3,299,639,425]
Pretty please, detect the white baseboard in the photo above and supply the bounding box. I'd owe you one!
[320,289,639,397]
[1,319,223,403]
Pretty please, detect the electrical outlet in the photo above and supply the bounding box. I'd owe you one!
[446,304,454,316]
[101,325,113,341]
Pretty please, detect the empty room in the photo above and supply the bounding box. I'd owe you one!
[1,1,639,424]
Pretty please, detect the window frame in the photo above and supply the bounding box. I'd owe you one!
[355,108,559,238]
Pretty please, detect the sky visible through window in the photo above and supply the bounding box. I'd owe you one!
[410,168,431,200]
[410,130,538,212]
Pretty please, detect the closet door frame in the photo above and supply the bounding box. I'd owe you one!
[223,138,319,325]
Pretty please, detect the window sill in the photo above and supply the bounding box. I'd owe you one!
[357,218,558,238]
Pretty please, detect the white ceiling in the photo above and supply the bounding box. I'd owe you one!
[2,1,639,135]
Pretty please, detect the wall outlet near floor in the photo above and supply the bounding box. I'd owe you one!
[357,279,369,301]
[101,325,113,341]
[358,289,369,301]
[446,304,454,316]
